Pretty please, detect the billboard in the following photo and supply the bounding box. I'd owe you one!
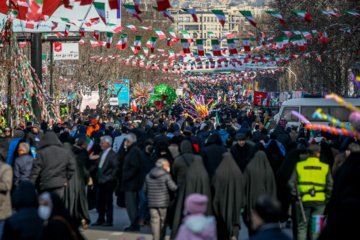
[53,43,79,60]
[108,79,129,106]
[0,0,121,33]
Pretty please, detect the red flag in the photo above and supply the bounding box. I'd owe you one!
[253,91,267,106]
[156,0,171,11]
[80,0,93,5]
[108,0,119,9]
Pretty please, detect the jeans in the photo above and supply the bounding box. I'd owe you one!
[150,208,167,240]
[139,190,150,223]
[125,191,140,229]
[297,204,325,240]
[96,181,115,223]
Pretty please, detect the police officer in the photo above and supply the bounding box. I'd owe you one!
[288,145,333,240]
[60,103,69,120]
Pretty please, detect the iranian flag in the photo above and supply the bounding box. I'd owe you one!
[227,39,238,55]
[181,30,192,39]
[90,40,100,47]
[319,10,340,17]
[133,0,142,14]
[116,34,128,50]
[181,39,190,53]
[51,21,59,31]
[99,41,106,46]
[223,32,234,38]
[194,31,200,38]
[123,5,142,22]
[60,18,76,26]
[93,2,106,24]
[285,55,289,64]
[243,39,251,52]
[19,41,27,47]
[275,37,284,53]
[131,101,138,112]
[27,0,43,22]
[93,30,100,41]
[139,61,145,67]
[106,32,113,48]
[25,21,35,29]
[207,32,217,38]
[266,11,286,26]
[86,136,94,153]
[206,53,213,63]
[134,36,142,49]
[108,23,123,33]
[183,8,198,22]
[212,10,226,27]
[64,25,70,37]
[125,24,138,32]
[301,31,312,40]
[130,45,138,54]
[292,11,312,23]
[168,50,175,60]
[79,39,85,45]
[312,30,319,37]
[146,37,157,53]
[140,26,152,31]
[293,35,305,51]
[211,39,221,56]
[274,55,281,65]
[239,11,256,27]
[156,0,171,12]
[143,47,149,56]
[166,38,173,47]
[283,31,292,37]
[196,39,205,56]
[79,28,85,37]
[344,11,360,18]
[168,29,177,39]
[154,29,166,39]
[108,0,120,9]
[312,215,325,233]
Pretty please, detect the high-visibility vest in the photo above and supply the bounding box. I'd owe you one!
[61,107,68,117]
[296,157,329,202]
[1,116,5,125]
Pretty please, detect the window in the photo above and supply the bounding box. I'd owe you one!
[215,25,217,30]
[178,25,183,30]
[204,25,206,30]
[329,107,351,122]
[185,17,190,22]
[204,33,206,38]
[185,25,199,31]
[211,17,214,22]
[199,17,202,22]
[200,25,202,30]
[179,17,183,22]
[282,107,300,121]
[301,107,329,122]
[207,17,210,22]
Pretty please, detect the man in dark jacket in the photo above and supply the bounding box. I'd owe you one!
[92,135,120,227]
[143,159,177,240]
[25,124,43,149]
[121,133,144,231]
[13,142,34,188]
[201,134,227,180]
[29,131,75,199]
[3,181,44,240]
[230,133,256,172]
[198,125,212,148]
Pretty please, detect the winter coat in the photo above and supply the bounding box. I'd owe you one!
[142,150,158,181]
[0,161,12,220]
[98,149,119,185]
[237,121,251,137]
[173,140,202,186]
[175,214,217,240]
[230,142,256,172]
[274,126,291,151]
[25,132,44,149]
[251,223,292,240]
[198,131,212,148]
[217,129,229,146]
[3,181,43,240]
[113,133,127,153]
[143,167,177,208]
[200,134,227,180]
[29,131,76,191]
[13,154,34,188]
[121,144,144,191]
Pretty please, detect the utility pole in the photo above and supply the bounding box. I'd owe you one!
[31,33,43,123]
[50,42,54,97]
[6,1,12,126]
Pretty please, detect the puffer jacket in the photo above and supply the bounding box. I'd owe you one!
[29,131,75,191]
[143,167,177,208]
[13,154,34,188]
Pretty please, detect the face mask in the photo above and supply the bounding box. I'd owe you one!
[38,205,52,220]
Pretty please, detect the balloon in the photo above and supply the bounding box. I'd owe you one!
[349,111,360,131]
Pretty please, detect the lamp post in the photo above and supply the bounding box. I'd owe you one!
[286,67,297,90]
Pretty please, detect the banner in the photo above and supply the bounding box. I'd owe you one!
[108,79,129,106]
[253,91,267,106]
[53,43,79,60]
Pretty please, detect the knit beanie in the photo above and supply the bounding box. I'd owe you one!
[185,193,208,215]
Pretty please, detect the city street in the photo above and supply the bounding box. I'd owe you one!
[83,196,252,240]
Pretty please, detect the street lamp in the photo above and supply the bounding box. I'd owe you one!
[286,67,297,90]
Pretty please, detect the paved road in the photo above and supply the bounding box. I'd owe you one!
[82,196,250,240]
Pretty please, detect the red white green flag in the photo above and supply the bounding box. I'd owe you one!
[25,21,35,29]
[212,10,226,27]
[51,21,58,31]
[116,34,128,50]
[223,32,234,38]
[301,31,312,40]
[93,2,106,24]
[243,38,251,52]
[93,30,99,41]
[344,11,360,18]
[123,5,142,22]
[168,29,177,39]
[108,23,123,33]
[133,0,142,14]
[140,26,152,31]
[168,50,175,60]
[153,7,174,22]
[130,45,138,54]
[196,39,205,56]
[211,39,221,56]
[227,39,238,55]
[312,215,325,233]
[156,0,171,12]
[90,40,100,47]
[181,30,192,39]
[146,37,157,53]
[154,29,166,39]
[125,24,138,32]
[64,24,70,37]
[239,11,256,27]
[60,18,76,26]
[181,39,190,53]
[134,36,142,49]
[266,11,286,26]
[207,32,217,38]
[27,0,43,22]
[79,28,85,37]
[319,10,340,17]
[106,32,113,48]
[293,35,305,51]
[275,37,284,53]
[143,47,149,56]
[182,8,198,22]
[292,11,312,23]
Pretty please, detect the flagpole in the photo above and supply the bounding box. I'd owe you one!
[79,4,93,29]
[7,1,12,126]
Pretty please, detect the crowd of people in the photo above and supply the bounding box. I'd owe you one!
[0,94,359,240]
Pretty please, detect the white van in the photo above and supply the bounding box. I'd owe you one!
[276,98,360,127]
